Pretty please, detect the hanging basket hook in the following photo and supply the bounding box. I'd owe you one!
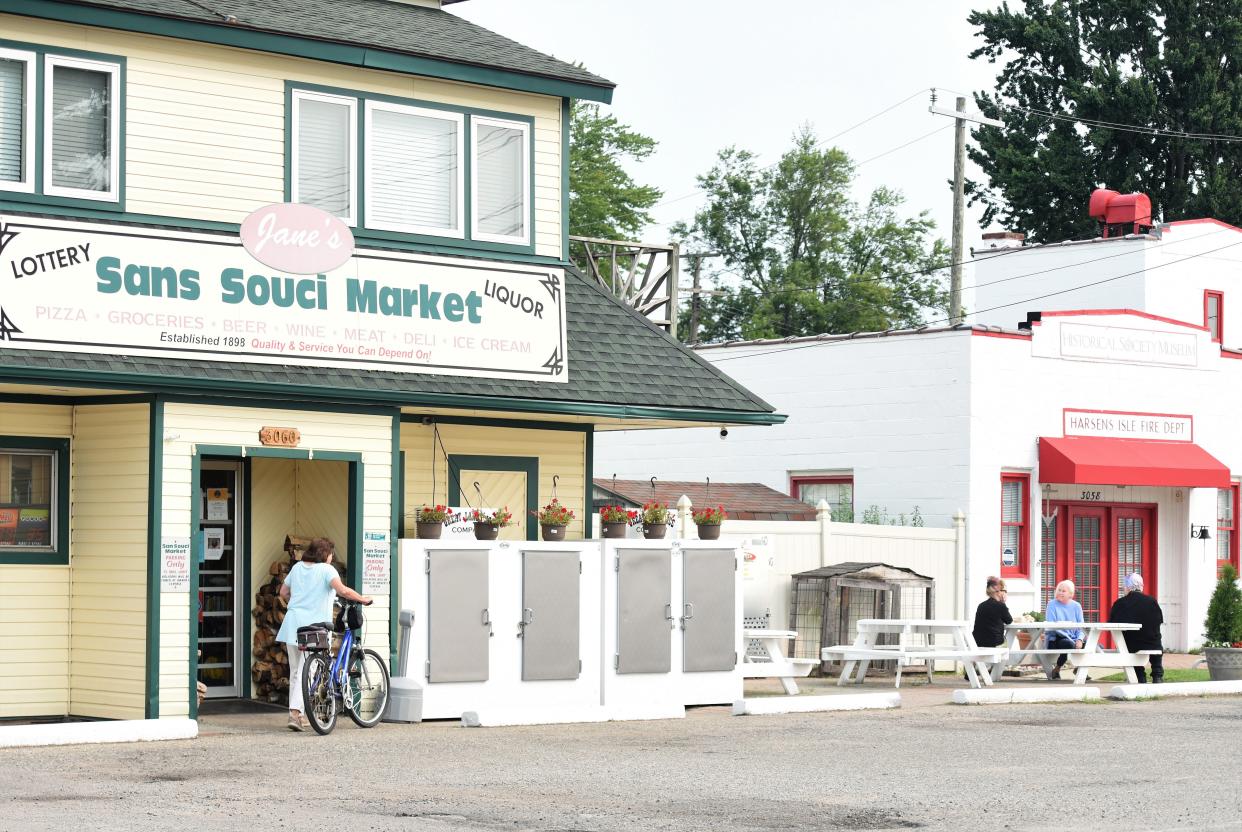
[552,474,559,501]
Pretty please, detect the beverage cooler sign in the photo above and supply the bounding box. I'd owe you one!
[0,214,568,382]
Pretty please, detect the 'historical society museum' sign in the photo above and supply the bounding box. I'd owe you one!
[0,215,568,382]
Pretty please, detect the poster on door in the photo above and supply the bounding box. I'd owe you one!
[361,530,390,595]
[160,537,191,592]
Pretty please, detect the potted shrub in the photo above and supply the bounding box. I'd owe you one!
[641,501,670,539]
[471,506,513,541]
[599,505,636,539]
[416,504,448,539]
[1016,610,1045,651]
[1203,563,1242,680]
[692,505,727,540]
[533,499,574,541]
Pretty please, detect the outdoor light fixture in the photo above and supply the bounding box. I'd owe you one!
[1192,524,1211,541]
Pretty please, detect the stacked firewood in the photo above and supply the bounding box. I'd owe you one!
[250,535,346,703]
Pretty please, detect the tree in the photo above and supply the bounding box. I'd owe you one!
[1205,563,1242,646]
[677,128,949,342]
[568,101,662,243]
[968,0,1242,243]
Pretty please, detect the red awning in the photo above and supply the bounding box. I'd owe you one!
[1039,436,1231,488]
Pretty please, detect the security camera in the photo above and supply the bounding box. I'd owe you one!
[421,415,433,426]
[719,427,729,439]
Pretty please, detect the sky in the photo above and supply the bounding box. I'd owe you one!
[454,0,1006,259]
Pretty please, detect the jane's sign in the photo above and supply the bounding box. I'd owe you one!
[240,203,354,275]
[0,215,567,382]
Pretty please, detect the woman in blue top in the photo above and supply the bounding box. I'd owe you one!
[277,538,371,731]
[1044,579,1085,680]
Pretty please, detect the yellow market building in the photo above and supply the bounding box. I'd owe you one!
[0,0,782,723]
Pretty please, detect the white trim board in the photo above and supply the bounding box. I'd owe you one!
[0,718,198,748]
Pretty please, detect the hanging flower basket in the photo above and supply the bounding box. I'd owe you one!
[641,501,669,539]
[470,507,513,541]
[416,504,448,539]
[541,524,567,541]
[692,505,727,540]
[532,499,574,543]
[599,505,637,539]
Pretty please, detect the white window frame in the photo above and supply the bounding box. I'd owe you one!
[470,115,531,246]
[290,89,358,226]
[42,53,121,203]
[364,99,464,239]
[0,47,37,194]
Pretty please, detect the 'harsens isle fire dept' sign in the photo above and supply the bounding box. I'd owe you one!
[0,213,567,382]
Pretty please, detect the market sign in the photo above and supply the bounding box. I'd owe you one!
[1063,408,1193,442]
[0,215,567,383]
[1058,322,1198,368]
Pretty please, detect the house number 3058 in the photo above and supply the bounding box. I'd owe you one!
[1080,491,1103,501]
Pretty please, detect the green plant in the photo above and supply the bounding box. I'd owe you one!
[830,504,854,523]
[861,505,887,525]
[1204,563,1242,647]
[1026,610,1046,622]
[911,506,924,527]
[417,504,448,523]
[599,505,637,523]
[692,505,727,526]
[471,507,513,527]
[532,499,574,527]
[641,501,669,524]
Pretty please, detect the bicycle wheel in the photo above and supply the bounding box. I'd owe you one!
[301,652,337,735]
[344,648,390,728]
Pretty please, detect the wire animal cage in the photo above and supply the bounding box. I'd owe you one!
[788,562,935,675]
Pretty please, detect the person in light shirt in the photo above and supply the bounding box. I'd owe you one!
[1044,580,1085,680]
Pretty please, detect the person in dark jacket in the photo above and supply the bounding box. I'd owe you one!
[973,576,1013,648]
[1108,572,1164,683]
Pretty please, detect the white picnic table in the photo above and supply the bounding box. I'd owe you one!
[992,620,1150,684]
[821,618,1006,689]
[740,628,817,694]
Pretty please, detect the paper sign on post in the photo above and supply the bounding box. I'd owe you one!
[362,530,390,595]
[161,537,191,592]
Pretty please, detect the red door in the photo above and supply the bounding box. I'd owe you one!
[1066,507,1108,623]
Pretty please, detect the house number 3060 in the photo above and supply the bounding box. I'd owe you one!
[1080,491,1103,501]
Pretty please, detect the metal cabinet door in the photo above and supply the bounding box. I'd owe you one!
[683,548,737,672]
[616,548,672,674]
[427,548,490,683]
[521,551,580,680]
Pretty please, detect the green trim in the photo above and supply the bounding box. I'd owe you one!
[283,81,537,257]
[188,450,199,720]
[160,395,394,417]
[0,37,126,211]
[346,460,362,587]
[447,454,538,541]
[6,0,614,103]
[584,427,594,540]
[241,456,252,700]
[561,97,571,263]
[0,363,786,425]
[144,396,162,718]
[0,435,70,565]
[389,413,401,670]
[0,203,569,267]
[403,414,591,432]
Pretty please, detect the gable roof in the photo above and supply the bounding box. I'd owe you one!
[0,245,781,424]
[21,0,614,100]
[594,479,813,521]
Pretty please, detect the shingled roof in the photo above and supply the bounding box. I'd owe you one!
[0,256,780,423]
[37,0,613,93]
[594,480,815,521]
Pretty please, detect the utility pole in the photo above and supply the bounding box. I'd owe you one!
[950,96,966,325]
[680,252,722,344]
[929,91,1003,327]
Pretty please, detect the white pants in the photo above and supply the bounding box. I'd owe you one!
[286,643,305,713]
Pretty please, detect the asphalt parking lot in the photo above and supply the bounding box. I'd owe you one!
[3,694,1241,832]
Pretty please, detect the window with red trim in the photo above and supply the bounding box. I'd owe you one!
[1000,473,1030,577]
[1205,290,1224,344]
[1217,483,1240,578]
[791,475,853,522]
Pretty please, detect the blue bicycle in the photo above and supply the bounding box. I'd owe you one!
[299,600,390,735]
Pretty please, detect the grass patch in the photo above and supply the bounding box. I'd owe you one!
[1097,668,1210,683]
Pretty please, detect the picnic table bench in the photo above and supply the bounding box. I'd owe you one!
[741,629,817,694]
[820,619,1006,689]
[992,621,1153,684]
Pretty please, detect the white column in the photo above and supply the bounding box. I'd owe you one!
[677,494,693,540]
[816,499,832,568]
[955,510,968,620]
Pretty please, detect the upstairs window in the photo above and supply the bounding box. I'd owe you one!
[0,48,36,192]
[791,475,854,522]
[1206,290,1224,344]
[44,55,121,202]
[365,101,463,238]
[471,116,529,245]
[1001,473,1030,577]
[291,90,356,224]
[1219,483,1240,578]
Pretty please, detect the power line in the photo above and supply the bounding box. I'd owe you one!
[985,100,1242,142]
[856,123,952,165]
[708,235,1242,363]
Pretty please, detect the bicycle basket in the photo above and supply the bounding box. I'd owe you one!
[333,604,364,633]
[296,624,331,650]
